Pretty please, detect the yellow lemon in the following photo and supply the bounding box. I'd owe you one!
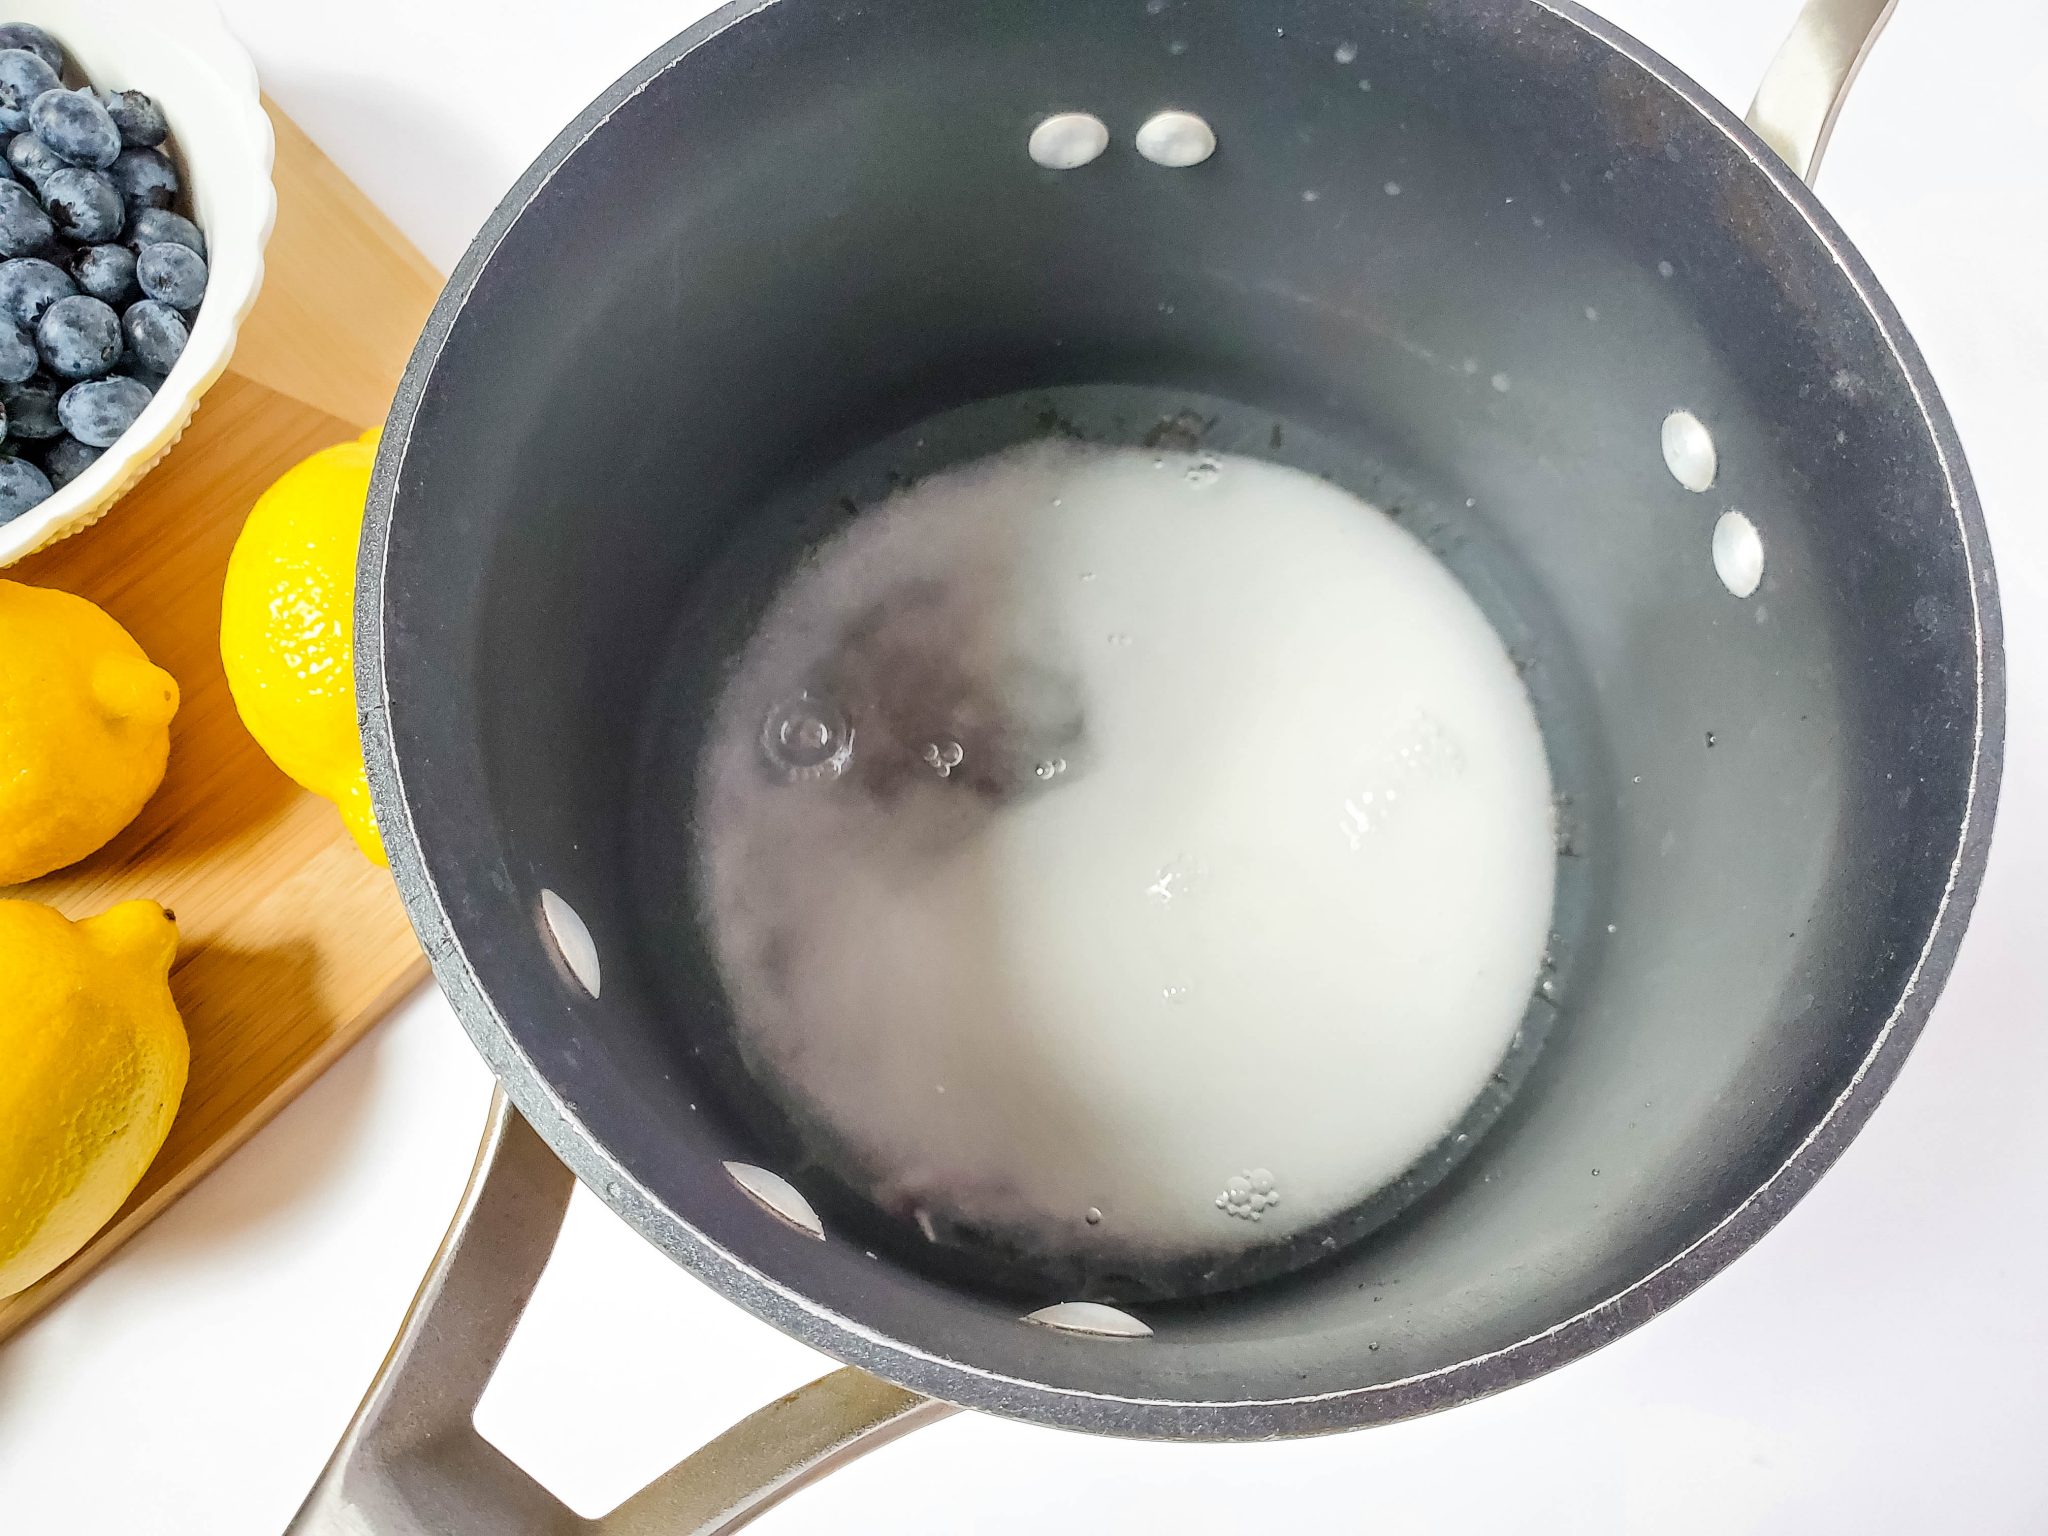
[221,428,385,865]
[0,581,180,887]
[0,899,187,1299]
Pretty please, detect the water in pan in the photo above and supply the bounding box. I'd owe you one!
[691,438,1557,1295]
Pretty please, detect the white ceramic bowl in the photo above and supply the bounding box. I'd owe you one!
[0,0,275,567]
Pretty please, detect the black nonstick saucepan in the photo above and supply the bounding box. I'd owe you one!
[293,0,2002,1529]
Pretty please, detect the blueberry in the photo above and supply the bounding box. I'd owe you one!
[0,25,63,76]
[38,433,101,489]
[71,242,137,306]
[38,294,122,380]
[41,167,125,244]
[137,242,205,311]
[6,127,62,190]
[29,88,122,170]
[0,452,52,521]
[123,207,204,258]
[0,315,33,383]
[107,145,177,214]
[100,90,169,150]
[0,48,58,134]
[0,179,51,257]
[122,297,186,375]
[1,372,60,439]
[59,375,152,448]
[0,256,75,327]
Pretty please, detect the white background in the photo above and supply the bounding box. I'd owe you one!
[3,0,2045,1529]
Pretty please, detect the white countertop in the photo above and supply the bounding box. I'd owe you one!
[3,0,2044,1529]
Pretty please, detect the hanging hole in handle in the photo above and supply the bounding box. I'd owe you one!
[472,1172,841,1521]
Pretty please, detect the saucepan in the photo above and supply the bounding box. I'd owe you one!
[294,0,2003,1528]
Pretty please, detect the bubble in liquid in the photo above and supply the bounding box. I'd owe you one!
[761,692,854,782]
[1393,713,1463,774]
[922,739,966,778]
[1086,1206,1104,1225]
[1146,856,1201,903]
[1185,457,1220,487]
[1340,793,1381,849]
[1215,1167,1281,1221]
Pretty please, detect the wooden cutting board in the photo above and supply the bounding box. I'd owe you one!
[0,105,445,1342]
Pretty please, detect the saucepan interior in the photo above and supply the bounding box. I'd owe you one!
[365,0,1998,1435]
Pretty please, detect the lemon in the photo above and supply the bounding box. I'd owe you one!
[0,899,187,1299]
[0,581,180,887]
[221,428,385,865]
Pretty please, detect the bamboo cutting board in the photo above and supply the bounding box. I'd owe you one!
[0,105,445,1342]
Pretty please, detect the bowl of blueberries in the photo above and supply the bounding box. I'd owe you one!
[0,1,275,564]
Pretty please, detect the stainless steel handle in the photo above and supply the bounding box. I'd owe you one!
[1747,0,1900,184]
[287,1090,953,1535]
